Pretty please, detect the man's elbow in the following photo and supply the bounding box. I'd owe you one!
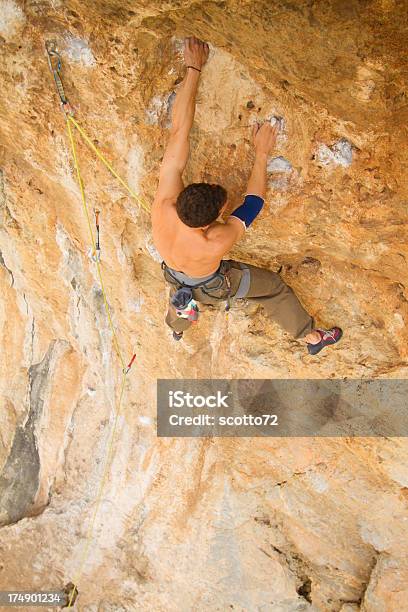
[226,217,246,240]
[230,194,264,228]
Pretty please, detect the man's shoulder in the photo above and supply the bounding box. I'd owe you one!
[207,217,245,238]
[205,217,246,253]
[151,196,177,216]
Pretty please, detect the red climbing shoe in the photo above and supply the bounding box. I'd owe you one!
[307,327,343,355]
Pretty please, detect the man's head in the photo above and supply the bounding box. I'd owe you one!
[176,183,227,228]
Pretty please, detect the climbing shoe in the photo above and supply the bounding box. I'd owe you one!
[173,331,184,342]
[307,327,343,355]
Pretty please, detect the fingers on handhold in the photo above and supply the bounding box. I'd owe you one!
[187,36,209,47]
[265,122,277,133]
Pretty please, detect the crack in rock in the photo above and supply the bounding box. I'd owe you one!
[0,248,14,286]
[0,340,61,527]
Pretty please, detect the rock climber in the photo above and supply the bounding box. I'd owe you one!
[151,36,342,355]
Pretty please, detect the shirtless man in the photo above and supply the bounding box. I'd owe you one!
[152,36,342,355]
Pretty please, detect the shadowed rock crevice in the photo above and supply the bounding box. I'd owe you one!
[0,248,14,286]
[0,340,61,527]
[255,507,378,610]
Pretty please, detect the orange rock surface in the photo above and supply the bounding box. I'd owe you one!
[0,1,407,610]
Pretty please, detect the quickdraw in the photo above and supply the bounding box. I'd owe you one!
[224,272,232,312]
[92,208,101,262]
[45,41,74,115]
[123,353,137,375]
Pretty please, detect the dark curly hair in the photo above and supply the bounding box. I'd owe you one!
[176,183,227,227]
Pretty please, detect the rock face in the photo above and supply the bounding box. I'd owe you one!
[0,1,408,610]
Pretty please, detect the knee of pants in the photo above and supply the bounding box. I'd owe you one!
[244,267,288,299]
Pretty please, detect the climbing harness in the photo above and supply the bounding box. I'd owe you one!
[46,42,144,609]
[162,260,233,322]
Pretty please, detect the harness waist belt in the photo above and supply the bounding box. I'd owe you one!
[235,265,250,298]
[163,263,221,287]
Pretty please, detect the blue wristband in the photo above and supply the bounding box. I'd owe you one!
[230,194,264,228]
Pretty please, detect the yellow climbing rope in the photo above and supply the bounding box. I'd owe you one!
[66,116,136,608]
[46,43,146,608]
[67,116,150,214]
[66,117,126,368]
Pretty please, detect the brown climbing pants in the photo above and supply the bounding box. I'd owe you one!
[163,259,314,339]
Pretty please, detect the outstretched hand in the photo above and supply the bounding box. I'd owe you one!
[252,122,279,155]
[183,36,210,70]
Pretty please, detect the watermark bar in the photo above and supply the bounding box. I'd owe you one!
[157,379,408,437]
[0,592,66,607]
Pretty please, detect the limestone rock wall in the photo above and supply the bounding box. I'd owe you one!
[0,1,408,610]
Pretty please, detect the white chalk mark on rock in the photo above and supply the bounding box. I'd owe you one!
[129,295,144,313]
[145,95,168,126]
[145,240,162,262]
[127,144,144,195]
[267,157,294,191]
[316,138,353,167]
[267,156,292,173]
[0,0,26,42]
[63,35,96,67]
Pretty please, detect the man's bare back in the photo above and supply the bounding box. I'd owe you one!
[152,197,232,276]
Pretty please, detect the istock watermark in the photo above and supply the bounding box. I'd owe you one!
[168,390,230,408]
[157,379,408,437]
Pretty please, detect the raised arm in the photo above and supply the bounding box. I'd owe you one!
[209,122,279,253]
[246,123,277,199]
[153,37,209,207]
[171,37,209,136]
[230,122,279,228]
